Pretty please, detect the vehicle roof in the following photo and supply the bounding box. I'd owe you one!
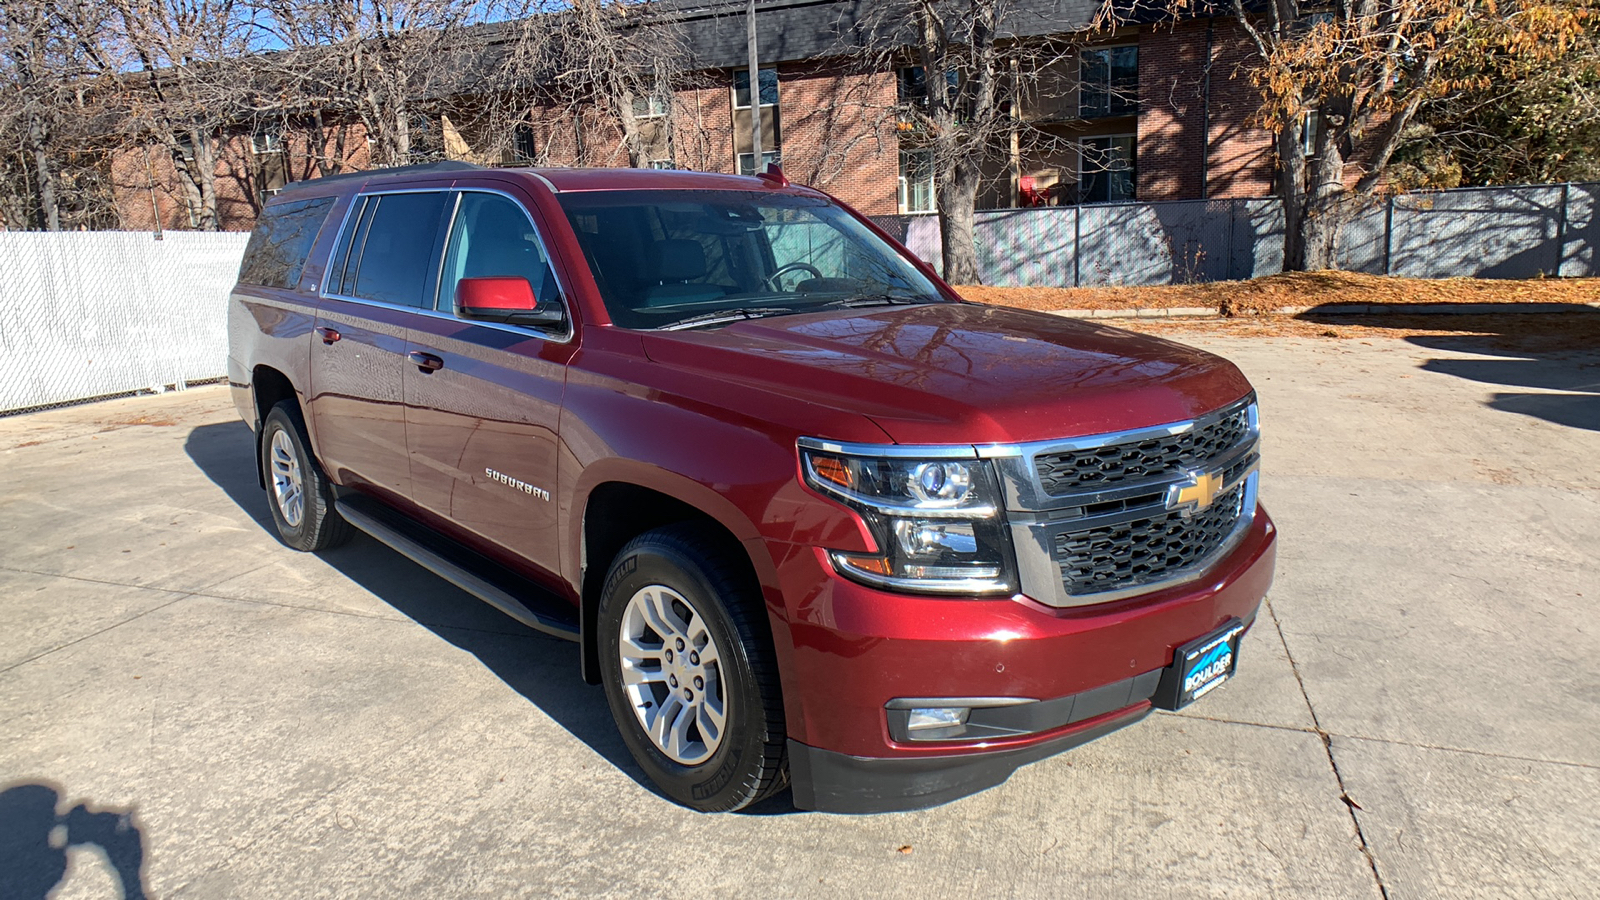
[517,167,786,194]
[271,163,801,208]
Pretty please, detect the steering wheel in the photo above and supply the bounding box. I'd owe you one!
[764,261,825,292]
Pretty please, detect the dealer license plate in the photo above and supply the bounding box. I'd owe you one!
[1153,619,1246,710]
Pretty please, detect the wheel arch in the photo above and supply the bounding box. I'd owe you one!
[574,467,781,686]
[251,365,301,490]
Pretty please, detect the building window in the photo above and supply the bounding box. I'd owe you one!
[632,94,669,119]
[1080,46,1138,118]
[738,151,780,176]
[898,149,935,213]
[648,160,675,170]
[897,67,960,105]
[251,131,282,155]
[1301,110,1323,158]
[734,68,778,109]
[512,123,538,163]
[176,135,196,161]
[1080,135,1136,203]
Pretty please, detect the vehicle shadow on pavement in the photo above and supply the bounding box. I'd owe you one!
[1290,308,1600,433]
[1405,330,1600,434]
[0,780,149,899]
[183,420,804,815]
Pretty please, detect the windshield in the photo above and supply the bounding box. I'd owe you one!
[556,190,950,329]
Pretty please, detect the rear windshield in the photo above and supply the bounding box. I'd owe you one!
[238,195,336,290]
[556,190,949,330]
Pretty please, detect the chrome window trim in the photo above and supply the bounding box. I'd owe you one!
[319,185,575,346]
[524,170,560,193]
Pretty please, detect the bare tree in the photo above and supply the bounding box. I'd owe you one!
[252,0,499,169]
[97,0,260,230]
[476,0,690,169]
[0,0,118,230]
[855,1,1086,284]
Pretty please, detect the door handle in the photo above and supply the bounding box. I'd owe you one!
[315,326,341,344]
[408,351,444,373]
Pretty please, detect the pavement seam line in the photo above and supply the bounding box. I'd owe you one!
[0,562,542,639]
[0,592,190,676]
[1267,594,1392,900]
[1158,710,1600,772]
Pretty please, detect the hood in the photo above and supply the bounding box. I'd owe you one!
[641,303,1254,445]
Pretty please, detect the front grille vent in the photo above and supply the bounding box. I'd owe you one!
[1034,405,1251,496]
[1053,485,1247,596]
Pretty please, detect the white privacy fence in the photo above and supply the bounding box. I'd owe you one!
[0,232,249,414]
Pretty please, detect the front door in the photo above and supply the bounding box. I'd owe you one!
[309,189,450,505]
[404,189,573,581]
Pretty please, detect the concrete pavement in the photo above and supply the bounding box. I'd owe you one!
[1,327,1596,898]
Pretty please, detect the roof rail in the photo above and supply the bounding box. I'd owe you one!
[277,160,484,195]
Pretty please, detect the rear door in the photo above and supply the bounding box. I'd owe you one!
[404,187,575,580]
[310,189,450,505]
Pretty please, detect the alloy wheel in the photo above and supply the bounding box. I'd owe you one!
[617,584,726,765]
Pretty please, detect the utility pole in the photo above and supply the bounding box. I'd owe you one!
[746,0,761,172]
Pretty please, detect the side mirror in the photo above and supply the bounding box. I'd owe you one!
[456,276,565,327]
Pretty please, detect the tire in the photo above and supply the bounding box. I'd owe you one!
[260,401,352,552]
[597,523,788,812]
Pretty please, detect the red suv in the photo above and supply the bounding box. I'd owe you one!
[227,162,1276,813]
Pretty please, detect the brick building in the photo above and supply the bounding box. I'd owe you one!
[114,1,1276,232]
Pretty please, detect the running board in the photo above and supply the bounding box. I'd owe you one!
[335,496,580,642]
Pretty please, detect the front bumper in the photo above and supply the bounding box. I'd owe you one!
[770,504,1277,813]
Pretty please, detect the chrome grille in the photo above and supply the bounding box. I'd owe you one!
[992,396,1260,608]
[1034,404,1251,495]
[1053,485,1246,596]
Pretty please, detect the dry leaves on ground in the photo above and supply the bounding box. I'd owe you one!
[957,272,1600,315]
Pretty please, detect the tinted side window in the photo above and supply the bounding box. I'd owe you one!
[238,196,335,289]
[349,192,448,307]
[438,192,559,316]
[326,195,371,296]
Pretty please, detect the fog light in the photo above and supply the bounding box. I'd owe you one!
[906,707,970,733]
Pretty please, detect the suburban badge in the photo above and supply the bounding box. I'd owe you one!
[485,467,550,502]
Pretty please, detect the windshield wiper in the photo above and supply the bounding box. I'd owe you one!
[659,307,795,331]
[821,292,930,309]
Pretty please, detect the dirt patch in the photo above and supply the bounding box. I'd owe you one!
[958,272,1600,315]
[97,415,179,433]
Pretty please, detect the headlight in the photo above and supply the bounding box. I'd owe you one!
[799,442,1017,595]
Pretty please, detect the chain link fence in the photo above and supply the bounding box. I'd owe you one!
[874,182,1598,286]
[0,231,250,415]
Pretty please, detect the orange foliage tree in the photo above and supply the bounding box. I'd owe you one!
[1113,0,1595,270]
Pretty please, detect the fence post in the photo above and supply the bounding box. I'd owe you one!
[1225,199,1237,280]
[1072,204,1082,287]
[1555,182,1571,277]
[1382,195,1395,276]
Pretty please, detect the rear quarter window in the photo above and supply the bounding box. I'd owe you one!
[238,195,336,289]
[348,192,449,308]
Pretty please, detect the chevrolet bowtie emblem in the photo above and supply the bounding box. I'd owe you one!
[1166,470,1224,516]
